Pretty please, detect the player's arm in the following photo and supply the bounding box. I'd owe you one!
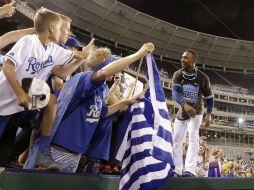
[172,72,196,117]
[92,43,154,82]
[51,58,87,79]
[0,27,35,49]
[3,59,31,107]
[206,97,214,113]
[205,96,214,125]
[172,84,186,106]
[0,1,15,19]
[172,85,196,117]
[172,71,186,106]
[203,75,214,127]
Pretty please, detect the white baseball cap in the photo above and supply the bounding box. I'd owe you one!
[22,78,50,110]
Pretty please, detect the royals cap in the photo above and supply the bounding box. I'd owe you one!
[22,78,50,110]
[65,37,82,48]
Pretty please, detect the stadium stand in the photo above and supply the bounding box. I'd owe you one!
[1,1,254,189]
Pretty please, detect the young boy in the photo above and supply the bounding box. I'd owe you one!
[51,14,88,79]
[48,37,84,93]
[35,44,154,172]
[58,14,71,46]
[0,15,35,167]
[0,7,93,170]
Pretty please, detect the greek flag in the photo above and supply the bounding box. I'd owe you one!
[116,54,174,190]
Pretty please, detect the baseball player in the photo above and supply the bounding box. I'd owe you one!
[171,49,214,177]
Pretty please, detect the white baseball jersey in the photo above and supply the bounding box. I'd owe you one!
[0,34,74,115]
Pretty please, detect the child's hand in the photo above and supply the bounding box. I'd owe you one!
[125,83,149,105]
[17,91,31,108]
[1,1,16,18]
[133,81,149,99]
[81,38,95,59]
[137,43,154,57]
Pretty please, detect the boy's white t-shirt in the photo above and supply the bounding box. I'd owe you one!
[0,34,74,115]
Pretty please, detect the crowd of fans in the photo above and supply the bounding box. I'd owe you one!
[0,2,154,174]
[0,1,253,180]
[192,136,254,178]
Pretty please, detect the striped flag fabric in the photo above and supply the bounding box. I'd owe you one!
[116,54,174,190]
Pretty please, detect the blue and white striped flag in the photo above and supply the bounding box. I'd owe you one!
[116,54,174,190]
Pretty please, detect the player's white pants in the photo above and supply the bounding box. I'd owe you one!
[172,115,203,175]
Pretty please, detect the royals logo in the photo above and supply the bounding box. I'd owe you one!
[26,55,54,74]
[86,96,102,123]
[86,105,101,123]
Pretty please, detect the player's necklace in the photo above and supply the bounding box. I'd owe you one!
[182,67,197,80]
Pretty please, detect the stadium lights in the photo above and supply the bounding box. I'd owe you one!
[238,118,244,123]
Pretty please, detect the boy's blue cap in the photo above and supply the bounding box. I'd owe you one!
[92,55,120,72]
[65,37,82,48]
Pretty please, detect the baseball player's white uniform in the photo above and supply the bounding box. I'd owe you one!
[172,68,213,176]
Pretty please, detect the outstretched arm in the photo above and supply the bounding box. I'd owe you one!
[52,38,94,78]
[92,43,154,82]
[0,27,35,49]
[52,59,87,79]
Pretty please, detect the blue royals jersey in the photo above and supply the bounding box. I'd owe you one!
[52,72,109,153]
